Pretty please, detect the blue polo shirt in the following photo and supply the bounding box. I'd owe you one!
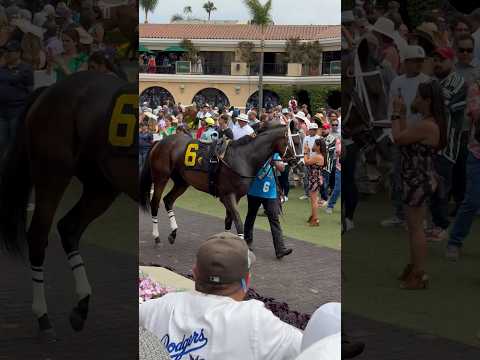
[248,153,282,199]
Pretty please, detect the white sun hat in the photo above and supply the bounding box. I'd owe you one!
[372,17,395,40]
[237,113,250,122]
[403,45,426,60]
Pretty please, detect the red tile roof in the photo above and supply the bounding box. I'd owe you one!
[139,24,340,41]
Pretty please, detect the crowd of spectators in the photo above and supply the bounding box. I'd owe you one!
[0,0,129,154]
[342,1,480,289]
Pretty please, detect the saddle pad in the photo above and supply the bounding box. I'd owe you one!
[183,140,211,172]
[106,82,138,157]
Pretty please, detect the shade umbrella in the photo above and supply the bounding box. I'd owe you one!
[139,44,153,53]
[163,45,186,52]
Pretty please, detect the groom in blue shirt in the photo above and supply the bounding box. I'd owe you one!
[244,153,293,259]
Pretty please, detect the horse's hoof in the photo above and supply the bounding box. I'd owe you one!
[69,295,89,332]
[154,237,160,245]
[168,230,177,244]
[69,308,86,332]
[38,328,57,343]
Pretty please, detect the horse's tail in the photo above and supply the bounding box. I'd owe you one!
[139,146,153,211]
[0,87,46,257]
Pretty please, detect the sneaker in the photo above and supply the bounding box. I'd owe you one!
[426,227,448,243]
[325,207,333,215]
[345,218,355,232]
[299,195,309,200]
[318,200,328,208]
[27,203,35,212]
[381,216,405,227]
[445,245,460,261]
[284,196,288,202]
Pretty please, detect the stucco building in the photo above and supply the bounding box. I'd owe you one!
[139,23,341,111]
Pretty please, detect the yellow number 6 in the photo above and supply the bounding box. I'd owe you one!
[185,143,199,166]
[108,94,137,147]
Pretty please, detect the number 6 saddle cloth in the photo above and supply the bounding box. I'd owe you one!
[106,82,138,157]
[185,139,230,173]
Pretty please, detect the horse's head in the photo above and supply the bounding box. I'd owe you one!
[262,120,302,167]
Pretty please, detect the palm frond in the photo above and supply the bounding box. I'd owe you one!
[244,0,273,26]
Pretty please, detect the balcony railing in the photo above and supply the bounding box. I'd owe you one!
[249,63,287,76]
[203,63,231,75]
[140,61,337,77]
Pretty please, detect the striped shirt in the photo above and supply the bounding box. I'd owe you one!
[323,134,337,173]
[437,72,467,163]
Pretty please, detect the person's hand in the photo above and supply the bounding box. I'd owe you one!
[392,96,406,116]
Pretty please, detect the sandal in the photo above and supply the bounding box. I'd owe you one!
[307,215,313,223]
[308,218,320,227]
[397,264,413,281]
[400,270,429,290]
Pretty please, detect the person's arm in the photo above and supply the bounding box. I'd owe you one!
[304,153,323,166]
[254,305,302,360]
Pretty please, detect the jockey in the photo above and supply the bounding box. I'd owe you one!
[200,118,219,143]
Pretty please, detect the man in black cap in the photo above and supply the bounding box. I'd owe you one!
[139,232,302,360]
[0,40,33,153]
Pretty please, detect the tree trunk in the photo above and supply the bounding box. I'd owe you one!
[144,9,148,24]
[258,28,265,118]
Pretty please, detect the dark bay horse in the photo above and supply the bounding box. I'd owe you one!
[0,72,138,341]
[139,122,301,244]
[341,36,391,232]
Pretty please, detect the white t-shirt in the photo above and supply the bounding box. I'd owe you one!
[232,123,254,140]
[295,332,341,360]
[388,73,430,124]
[139,291,302,360]
[301,302,341,352]
[303,135,320,155]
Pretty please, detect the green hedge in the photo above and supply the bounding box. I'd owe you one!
[263,84,341,113]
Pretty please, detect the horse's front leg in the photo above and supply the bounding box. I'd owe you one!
[222,193,244,239]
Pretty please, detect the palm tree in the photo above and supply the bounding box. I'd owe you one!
[203,1,217,21]
[244,0,273,117]
[140,0,159,24]
[171,14,184,23]
[183,6,193,18]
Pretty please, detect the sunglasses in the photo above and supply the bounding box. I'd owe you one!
[331,124,338,127]
[458,47,473,54]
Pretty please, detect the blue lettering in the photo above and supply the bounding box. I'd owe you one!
[162,329,209,360]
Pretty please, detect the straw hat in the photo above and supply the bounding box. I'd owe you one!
[371,17,395,40]
[414,22,441,46]
[237,113,249,122]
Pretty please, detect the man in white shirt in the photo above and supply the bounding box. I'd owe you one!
[232,113,254,140]
[382,45,430,228]
[139,232,302,360]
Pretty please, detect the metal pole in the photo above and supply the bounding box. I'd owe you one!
[258,28,265,118]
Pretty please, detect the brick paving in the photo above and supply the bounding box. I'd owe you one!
[344,313,480,359]
[139,206,341,315]
[0,183,138,360]
[0,240,138,360]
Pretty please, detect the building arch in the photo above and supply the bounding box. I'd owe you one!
[192,88,230,109]
[140,86,175,108]
[246,90,280,110]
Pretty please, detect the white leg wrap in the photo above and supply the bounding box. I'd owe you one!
[31,266,47,317]
[167,210,178,231]
[238,233,244,239]
[152,216,159,238]
[68,252,91,300]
